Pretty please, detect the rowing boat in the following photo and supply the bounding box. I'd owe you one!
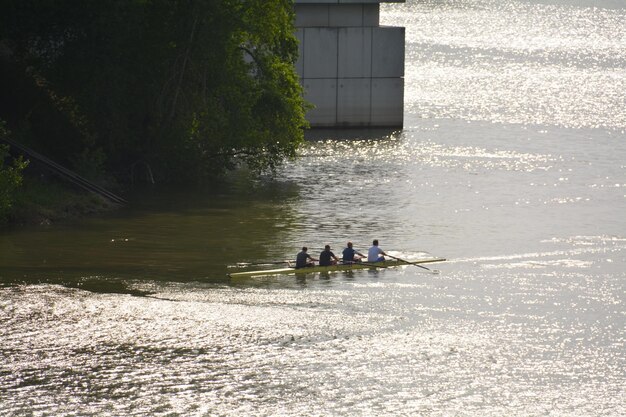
[228,257,446,278]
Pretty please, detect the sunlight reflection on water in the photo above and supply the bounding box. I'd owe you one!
[2,248,624,415]
[384,0,626,130]
[2,0,625,415]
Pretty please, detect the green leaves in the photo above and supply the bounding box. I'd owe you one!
[0,123,29,223]
[1,0,307,183]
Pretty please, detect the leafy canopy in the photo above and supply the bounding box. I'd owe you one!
[0,122,29,222]
[0,0,307,182]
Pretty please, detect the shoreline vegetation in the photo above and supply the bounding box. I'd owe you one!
[1,128,118,227]
[1,0,308,227]
[6,177,119,227]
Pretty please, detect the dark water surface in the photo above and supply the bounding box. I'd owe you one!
[1,178,305,283]
[2,0,625,415]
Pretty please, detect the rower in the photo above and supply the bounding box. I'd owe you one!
[368,239,388,262]
[342,242,365,264]
[319,245,339,266]
[295,247,317,269]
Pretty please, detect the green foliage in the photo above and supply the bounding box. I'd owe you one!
[0,123,29,223]
[0,0,307,183]
[70,146,108,183]
[9,176,113,225]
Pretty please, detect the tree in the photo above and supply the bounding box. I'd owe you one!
[0,121,29,223]
[0,0,307,183]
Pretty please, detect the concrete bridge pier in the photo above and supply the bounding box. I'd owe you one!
[294,0,405,128]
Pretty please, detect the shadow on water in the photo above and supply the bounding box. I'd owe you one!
[304,128,401,142]
[64,278,156,296]
[0,171,307,288]
[2,128,428,292]
[0,275,156,296]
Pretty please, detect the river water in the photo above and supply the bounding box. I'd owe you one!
[1,0,625,415]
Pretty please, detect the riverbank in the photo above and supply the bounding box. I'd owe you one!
[5,176,119,227]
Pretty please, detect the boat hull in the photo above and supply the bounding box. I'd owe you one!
[228,258,446,278]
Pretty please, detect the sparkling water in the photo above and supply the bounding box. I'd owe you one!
[1,1,624,415]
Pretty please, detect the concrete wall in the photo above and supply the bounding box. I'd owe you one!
[294,1,405,128]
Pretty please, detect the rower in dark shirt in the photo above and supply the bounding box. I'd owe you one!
[295,247,317,269]
[319,245,339,266]
[342,242,365,264]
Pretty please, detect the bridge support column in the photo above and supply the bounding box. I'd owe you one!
[294,1,405,128]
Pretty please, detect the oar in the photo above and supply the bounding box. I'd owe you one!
[235,260,291,267]
[339,258,388,269]
[387,254,440,274]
